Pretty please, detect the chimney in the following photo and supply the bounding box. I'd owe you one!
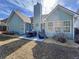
[33,2,42,32]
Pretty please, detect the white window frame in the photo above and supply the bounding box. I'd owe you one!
[63,20,71,33]
[47,20,71,33]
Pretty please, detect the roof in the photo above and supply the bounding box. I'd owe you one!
[56,5,79,15]
[42,14,48,19]
[30,14,48,20]
[0,18,8,26]
[8,10,31,23]
[3,4,78,23]
[43,4,79,22]
[48,4,79,16]
[0,18,8,23]
[41,14,48,23]
[33,4,79,23]
[77,9,79,14]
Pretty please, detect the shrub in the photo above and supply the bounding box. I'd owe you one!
[57,36,66,43]
[52,33,67,43]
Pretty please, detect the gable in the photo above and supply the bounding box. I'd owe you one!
[8,12,23,22]
[7,11,31,24]
[46,6,73,21]
[7,13,24,26]
[57,8,73,20]
[15,11,31,23]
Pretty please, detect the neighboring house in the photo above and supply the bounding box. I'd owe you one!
[7,11,32,35]
[0,18,7,31]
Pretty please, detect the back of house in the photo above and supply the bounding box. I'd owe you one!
[40,5,79,40]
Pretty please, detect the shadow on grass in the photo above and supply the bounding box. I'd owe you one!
[0,39,31,59]
[32,41,79,59]
[0,35,17,41]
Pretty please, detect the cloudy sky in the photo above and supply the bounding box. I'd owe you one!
[0,0,79,19]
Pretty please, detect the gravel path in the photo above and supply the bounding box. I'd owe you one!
[0,38,79,59]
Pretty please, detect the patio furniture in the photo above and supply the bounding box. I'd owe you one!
[26,31,37,37]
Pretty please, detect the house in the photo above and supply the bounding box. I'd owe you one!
[42,5,77,39]
[0,18,7,31]
[7,11,32,35]
[33,3,79,39]
[0,2,79,40]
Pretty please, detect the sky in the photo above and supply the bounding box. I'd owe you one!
[0,0,79,19]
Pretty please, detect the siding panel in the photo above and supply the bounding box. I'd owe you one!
[45,9,73,39]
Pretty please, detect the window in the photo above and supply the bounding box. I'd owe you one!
[63,21,70,32]
[53,21,63,32]
[64,27,70,32]
[48,22,53,31]
[47,20,70,32]
[64,21,70,26]
[3,26,6,31]
[55,27,61,32]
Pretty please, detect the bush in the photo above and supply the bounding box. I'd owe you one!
[57,36,66,43]
[52,33,67,43]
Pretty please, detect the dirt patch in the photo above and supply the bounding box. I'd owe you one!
[32,41,79,59]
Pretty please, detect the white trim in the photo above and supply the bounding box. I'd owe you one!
[43,5,77,22]
[63,20,71,33]
[73,16,75,40]
[46,20,71,33]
